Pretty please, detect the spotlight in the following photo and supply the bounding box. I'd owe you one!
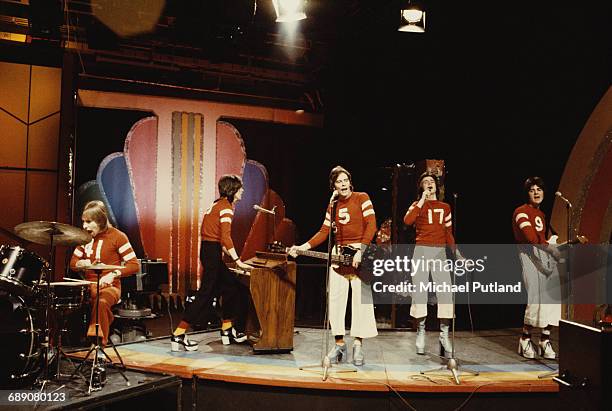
[272,0,307,23]
[399,1,426,33]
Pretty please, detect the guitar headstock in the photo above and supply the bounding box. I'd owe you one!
[268,241,288,254]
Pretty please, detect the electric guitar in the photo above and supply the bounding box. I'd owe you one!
[268,241,379,283]
[529,234,588,276]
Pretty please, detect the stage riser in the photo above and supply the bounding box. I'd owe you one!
[190,379,570,411]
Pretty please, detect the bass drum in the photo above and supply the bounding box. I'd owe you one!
[0,291,42,388]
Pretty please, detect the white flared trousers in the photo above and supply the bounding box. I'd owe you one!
[410,245,454,319]
[518,250,561,328]
[327,245,378,338]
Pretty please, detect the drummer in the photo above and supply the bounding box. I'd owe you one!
[69,201,139,347]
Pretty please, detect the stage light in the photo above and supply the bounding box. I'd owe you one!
[272,0,307,23]
[399,1,426,33]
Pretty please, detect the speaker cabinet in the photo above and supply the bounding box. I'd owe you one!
[556,319,612,410]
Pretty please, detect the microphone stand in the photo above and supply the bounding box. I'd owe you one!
[271,206,277,243]
[420,192,479,384]
[564,200,572,320]
[539,198,571,379]
[299,196,356,380]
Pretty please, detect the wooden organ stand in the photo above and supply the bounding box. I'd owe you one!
[243,251,296,353]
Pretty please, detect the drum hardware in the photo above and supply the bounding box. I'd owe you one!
[0,291,43,388]
[53,313,87,382]
[70,265,130,394]
[0,245,48,296]
[34,281,91,382]
[117,304,152,318]
[12,221,91,391]
[91,364,106,390]
[47,281,91,311]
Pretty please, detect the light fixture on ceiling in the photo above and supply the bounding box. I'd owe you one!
[399,1,426,33]
[272,0,307,23]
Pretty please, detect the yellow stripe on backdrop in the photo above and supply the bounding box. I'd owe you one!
[192,114,203,290]
[171,112,205,296]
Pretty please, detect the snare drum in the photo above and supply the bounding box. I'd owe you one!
[48,282,90,311]
[0,245,47,296]
[0,292,42,387]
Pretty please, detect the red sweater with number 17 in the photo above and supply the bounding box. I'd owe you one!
[404,200,455,246]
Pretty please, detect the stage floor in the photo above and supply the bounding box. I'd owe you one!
[70,327,559,394]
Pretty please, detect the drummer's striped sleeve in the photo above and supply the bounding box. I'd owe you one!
[115,231,139,276]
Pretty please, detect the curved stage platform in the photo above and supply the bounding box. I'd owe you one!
[70,327,567,409]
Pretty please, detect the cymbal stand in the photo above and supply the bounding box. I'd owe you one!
[34,230,58,392]
[53,307,86,382]
[70,269,129,394]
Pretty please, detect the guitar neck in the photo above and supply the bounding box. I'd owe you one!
[557,237,585,251]
[291,248,342,263]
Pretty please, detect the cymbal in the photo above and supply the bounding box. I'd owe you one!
[0,225,28,244]
[83,263,123,271]
[14,221,91,246]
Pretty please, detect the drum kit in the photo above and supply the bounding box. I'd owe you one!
[0,221,128,393]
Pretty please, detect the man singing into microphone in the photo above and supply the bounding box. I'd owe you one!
[512,176,561,359]
[288,166,378,366]
[404,172,457,357]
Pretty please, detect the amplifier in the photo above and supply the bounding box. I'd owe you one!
[121,259,168,292]
[555,319,612,410]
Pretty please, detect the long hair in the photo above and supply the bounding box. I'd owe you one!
[524,176,545,200]
[82,200,109,231]
[329,165,353,191]
[218,174,243,203]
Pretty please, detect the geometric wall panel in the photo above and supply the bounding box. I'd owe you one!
[0,110,27,168]
[0,169,26,234]
[29,65,61,123]
[26,171,58,222]
[0,61,30,121]
[0,61,63,278]
[28,113,60,170]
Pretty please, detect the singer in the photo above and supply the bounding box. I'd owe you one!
[170,174,251,351]
[288,166,378,366]
[403,172,457,357]
[512,176,561,359]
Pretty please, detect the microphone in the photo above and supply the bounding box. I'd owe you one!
[253,204,276,215]
[555,191,573,207]
[330,191,339,203]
